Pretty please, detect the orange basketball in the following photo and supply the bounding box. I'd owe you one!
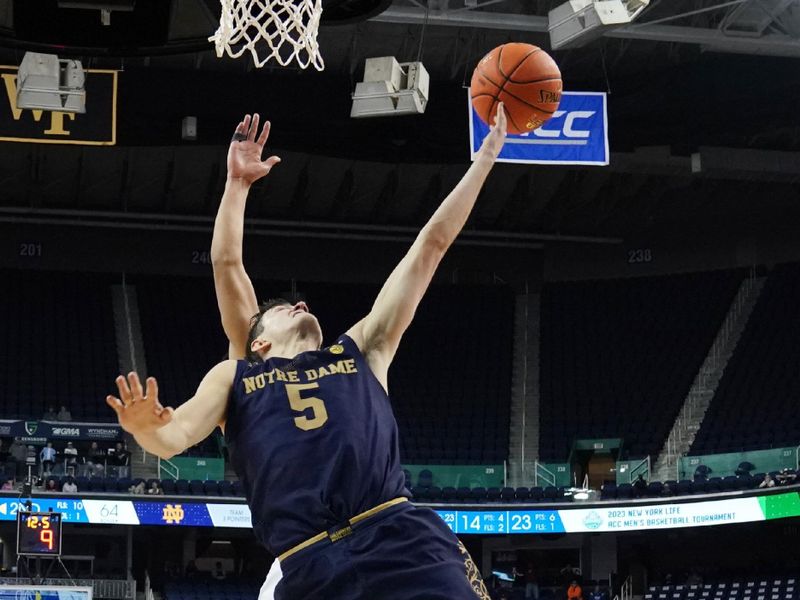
[470,43,562,135]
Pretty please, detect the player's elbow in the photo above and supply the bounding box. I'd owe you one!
[210,251,241,267]
[420,224,451,256]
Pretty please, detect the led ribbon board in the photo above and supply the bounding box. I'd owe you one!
[0,491,797,534]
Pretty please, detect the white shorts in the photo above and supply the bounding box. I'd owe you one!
[258,559,283,600]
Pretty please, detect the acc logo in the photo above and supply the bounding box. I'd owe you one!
[521,110,596,141]
[24,422,38,435]
[52,427,80,436]
[329,344,344,355]
[163,504,185,525]
[583,510,603,530]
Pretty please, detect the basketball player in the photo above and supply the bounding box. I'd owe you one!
[106,103,507,599]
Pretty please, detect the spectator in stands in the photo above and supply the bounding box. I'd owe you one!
[633,474,647,498]
[63,442,78,475]
[587,584,607,600]
[184,560,198,578]
[62,476,77,493]
[45,478,58,492]
[662,481,673,496]
[57,406,72,422]
[212,561,227,580]
[8,439,25,479]
[776,468,797,486]
[560,564,581,584]
[523,562,539,599]
[128,480,145,495]
[693,465,712,481]
[43,406,57,420]
[39,442,56,476]
[567,580,583,600]
[759,473,776,488]
[146,480,163,495]
[1,478,15,491]
[86,442,106,476]
[111,442,130,478]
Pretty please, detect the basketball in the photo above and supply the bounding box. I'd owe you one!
[470,43,562,135]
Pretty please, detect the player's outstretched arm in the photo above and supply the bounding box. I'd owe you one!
[105,361,236,459]
[212,113,281,359]
[349,103,507,388]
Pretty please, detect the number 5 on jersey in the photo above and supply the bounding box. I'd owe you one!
[286,383,328,431]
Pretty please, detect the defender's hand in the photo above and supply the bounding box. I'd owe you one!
[106,373,173,435]
[227,113,281,185]
[478,102,507,160]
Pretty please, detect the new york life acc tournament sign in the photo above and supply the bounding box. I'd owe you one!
[469,91,609,166]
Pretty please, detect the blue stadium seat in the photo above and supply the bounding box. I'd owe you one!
[646,482,663,497]
[470,487,487,504]
[543,486,559,502]
[203,481,221,496]
[175,479,190,495]
[600,483,617,500]
[499,487,515,502]
[410,486,429,501]
[456,487,472,502]
[617,483,634,499]
[217,480,234,497]
[161,479,177,495]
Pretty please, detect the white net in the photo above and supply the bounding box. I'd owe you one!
[209,0,325,70]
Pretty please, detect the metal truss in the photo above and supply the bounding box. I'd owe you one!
[375,0,800,57]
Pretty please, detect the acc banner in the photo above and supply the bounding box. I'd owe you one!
[0,65,117,145]
[469,91,609,166]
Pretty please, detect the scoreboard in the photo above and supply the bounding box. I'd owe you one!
[17,511,63,556]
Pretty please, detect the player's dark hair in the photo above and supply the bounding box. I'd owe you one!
[245,298,291,363]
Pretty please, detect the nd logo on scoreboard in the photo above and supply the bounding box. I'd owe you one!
[0,65,117,145]
[163,504,185,525]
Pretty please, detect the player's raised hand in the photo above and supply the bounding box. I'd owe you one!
[478,102,507,160]
[106,372,173,435]
[227,113,282,185]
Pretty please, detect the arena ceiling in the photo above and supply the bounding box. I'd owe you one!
[0,0,799,242]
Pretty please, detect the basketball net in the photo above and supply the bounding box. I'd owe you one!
[209,0,325,70]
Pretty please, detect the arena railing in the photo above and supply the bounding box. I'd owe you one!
[534,461,556,487]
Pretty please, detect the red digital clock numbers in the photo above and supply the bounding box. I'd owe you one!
[17,511,62,556]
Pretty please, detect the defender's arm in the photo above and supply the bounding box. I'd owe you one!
[349,104,507,389]
[106,360,236,460]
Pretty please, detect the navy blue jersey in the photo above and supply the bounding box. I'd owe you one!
[224,334,408,556]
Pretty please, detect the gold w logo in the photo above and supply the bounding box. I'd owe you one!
[1,73,76,135]
[162,504,185,524]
